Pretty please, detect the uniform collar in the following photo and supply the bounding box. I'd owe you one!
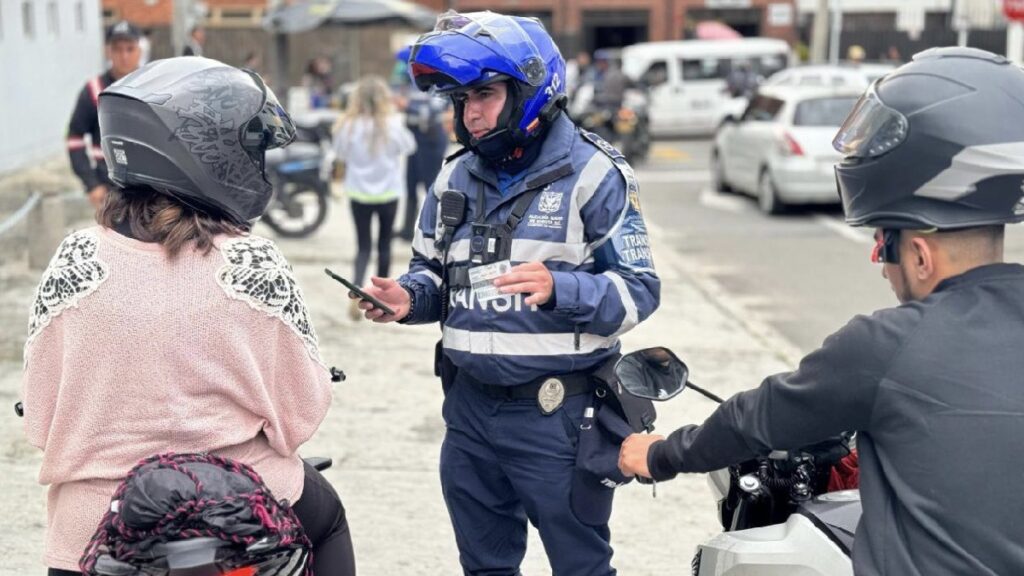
[932,263,1024,294]
[464,113,577,194]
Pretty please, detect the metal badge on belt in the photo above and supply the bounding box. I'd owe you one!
[538,378,566,415]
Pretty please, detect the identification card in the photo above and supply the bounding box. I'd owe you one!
[468,259,512,304]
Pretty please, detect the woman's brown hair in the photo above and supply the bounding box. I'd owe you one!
[97,187,246,259]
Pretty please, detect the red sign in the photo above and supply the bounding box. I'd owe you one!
[1005,0,1024,21]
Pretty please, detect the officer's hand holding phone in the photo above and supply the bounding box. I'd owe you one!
[492,261,554,306]
[355,277,411,323]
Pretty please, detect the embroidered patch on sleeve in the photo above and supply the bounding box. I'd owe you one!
[27,230,110,349]
[216,236,325,366]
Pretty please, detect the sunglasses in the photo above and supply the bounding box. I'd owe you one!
[871,228,938,264]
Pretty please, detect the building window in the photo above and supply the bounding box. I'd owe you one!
[75,1,84,32]
[210,7,264,27]
[22,1,35,39]
[102,8,118,26]
[46,1,58,36]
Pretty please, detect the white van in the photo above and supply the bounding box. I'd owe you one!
[621,38,794,137]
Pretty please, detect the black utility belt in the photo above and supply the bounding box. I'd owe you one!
[463,372,593,411]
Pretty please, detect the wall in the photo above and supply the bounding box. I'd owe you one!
[0,0,103,175]
[442,0,798,55]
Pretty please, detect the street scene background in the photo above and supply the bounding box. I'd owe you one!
[4,0,1024,574]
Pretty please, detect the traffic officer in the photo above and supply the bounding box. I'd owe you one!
[357,11,660,576]
[67,20,142,209]
[619,47,1024,575]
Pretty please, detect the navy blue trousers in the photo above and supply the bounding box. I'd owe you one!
[440,374,616,576]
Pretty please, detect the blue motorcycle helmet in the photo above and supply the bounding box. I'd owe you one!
[408,11,567,164]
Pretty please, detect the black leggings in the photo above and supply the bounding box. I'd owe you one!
[350,199,398,286]
[48,463,355,576]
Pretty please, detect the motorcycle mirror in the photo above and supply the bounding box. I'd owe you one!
[614,347,688,401]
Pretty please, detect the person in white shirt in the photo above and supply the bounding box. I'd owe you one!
[332,75,416,319]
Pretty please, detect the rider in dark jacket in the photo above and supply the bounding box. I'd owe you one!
[619,47,1024,576]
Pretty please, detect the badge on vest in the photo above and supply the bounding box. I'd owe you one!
[538,189,563,213]
[528,187,566,230]
[538,378,566,415]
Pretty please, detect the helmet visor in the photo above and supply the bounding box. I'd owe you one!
[409,11,544,94]
[240,69,296,152]
[832,81,908,159]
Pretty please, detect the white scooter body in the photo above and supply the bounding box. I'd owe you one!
[694,470,859,576]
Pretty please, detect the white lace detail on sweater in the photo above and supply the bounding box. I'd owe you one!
[27,229,109,347]
[217,237,324,365]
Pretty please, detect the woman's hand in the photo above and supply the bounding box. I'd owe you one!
[493,262,554,306]
[355,277,411,323]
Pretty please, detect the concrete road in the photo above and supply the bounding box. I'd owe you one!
[638,138,1024,356]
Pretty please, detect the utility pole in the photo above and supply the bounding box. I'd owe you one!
[954,0,969,47]
[828,0,842,65]
[810,0,829,63]
[1009,21,1024,65]
[172,0,193,57]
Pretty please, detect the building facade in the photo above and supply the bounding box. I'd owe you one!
[793,0,1009,62]
[414,0,799,54]
[0,0,103,174]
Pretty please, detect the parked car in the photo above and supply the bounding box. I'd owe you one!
[763,63,897,91]
[620,38,794,137]
[711,85,863,215]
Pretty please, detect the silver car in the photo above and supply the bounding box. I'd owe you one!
[711,85,863,214]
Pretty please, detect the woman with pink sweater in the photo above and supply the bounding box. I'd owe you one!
[21,58,354,575]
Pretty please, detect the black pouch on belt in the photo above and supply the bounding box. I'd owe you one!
[570,391,636,526]
[590,353,657,433]
[569,355,658,526]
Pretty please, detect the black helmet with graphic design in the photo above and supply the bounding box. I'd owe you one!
[98,57,295,226]
[833,47,1024,230]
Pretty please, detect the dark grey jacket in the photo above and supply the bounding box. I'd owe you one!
[649,263,1024,575]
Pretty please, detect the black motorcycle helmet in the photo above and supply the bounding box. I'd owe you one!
[98,57,296,227]
[833,47,1024,230]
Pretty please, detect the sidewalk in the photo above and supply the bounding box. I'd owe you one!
[0,192,792,575]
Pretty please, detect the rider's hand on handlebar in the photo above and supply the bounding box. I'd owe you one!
[618,433,665,479]
[357,277,411,323]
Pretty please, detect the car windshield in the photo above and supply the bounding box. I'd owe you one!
[793,97,859,127]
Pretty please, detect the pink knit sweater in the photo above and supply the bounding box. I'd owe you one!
[21,226,333,571]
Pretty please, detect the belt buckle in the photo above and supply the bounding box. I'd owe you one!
[537,377,566,415]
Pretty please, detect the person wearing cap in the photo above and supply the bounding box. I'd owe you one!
[66,20,143,210]
[619,47,1024,575]
[26,57,354,576]
[356,11,660,576]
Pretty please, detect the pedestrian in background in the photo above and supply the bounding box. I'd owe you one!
[391,47,450,242]
[67,20,142,211]
[332,76,416,320]
[182,25,205,56]
[303,56,336,109]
